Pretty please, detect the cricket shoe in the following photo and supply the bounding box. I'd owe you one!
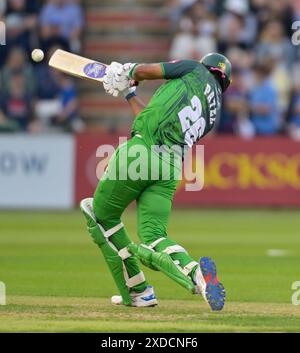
[194,257,226,311]
[111,285,158,307]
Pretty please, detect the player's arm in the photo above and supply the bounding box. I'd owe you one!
[130,64,164,81]
[126,95,146,117]
[103,60,198,101]
[122,86,147,117]
[130,60,199,82]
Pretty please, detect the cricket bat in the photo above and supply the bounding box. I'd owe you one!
[49,49,107,82]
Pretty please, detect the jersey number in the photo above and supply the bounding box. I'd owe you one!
[178,96,206,147]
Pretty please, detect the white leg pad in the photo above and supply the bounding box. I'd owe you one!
[104,223,124,238]
[163,245,187,255]
[125,272,146,288]
[181,261,199,276]
[118,247,132,260]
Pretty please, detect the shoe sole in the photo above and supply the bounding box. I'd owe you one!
[112,301,158,308]
[199,257,226,311]
[111,296,158,308]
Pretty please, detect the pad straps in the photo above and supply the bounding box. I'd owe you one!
[118,247,132,260]
[181,261,199,276]
[163,245,187,255]
[148,237,165,249]
[126,272,146,288]
[104,223,124,238]
[148,238,198,277]
[99,221,146,287]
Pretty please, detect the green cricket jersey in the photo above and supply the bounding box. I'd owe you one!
[131,60,222,151]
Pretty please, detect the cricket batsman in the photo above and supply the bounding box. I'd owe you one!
[80,53,232,311]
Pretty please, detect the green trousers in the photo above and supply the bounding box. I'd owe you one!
[93,136,196,293]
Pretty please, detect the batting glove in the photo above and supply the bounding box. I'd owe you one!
[103,61,123,97]
[114,63,137,91]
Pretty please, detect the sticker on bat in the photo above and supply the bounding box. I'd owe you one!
[83,62,107,79]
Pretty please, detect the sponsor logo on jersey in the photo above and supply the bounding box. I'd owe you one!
[84,62,107,79]
[218,62,226,72]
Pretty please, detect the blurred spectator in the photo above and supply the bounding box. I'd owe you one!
[32,44,82,133]
[35,46,61,100]
[49,73,82,132]
[218,0,257,51]
[0,1,85,134]
[220,67,254,138]
[251,0,294,37]
[1,0,39,67]
[0,46,36,96]
[169,0,217,59]
[0,73,36,132]
[268,56,292,115]
[287,65,300,140]
[249,64,280,136]
[269,1,293,37]
[0,1,6,16]
[255,20,296,68]
[34,46,65,130]
[250,0,269,28]
[39,0,84,53]
[0,109,20,132]
[0,0,298,137]
[165,0,198,31]
[291,0,300,20]
[168,0,298,138]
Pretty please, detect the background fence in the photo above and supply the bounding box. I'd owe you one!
[1,133,299,208]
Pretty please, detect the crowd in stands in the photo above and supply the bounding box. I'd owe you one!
[167,0,300,139]
[0,0,300,140]
[0,0,84,133]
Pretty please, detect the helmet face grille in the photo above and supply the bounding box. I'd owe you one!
[206,66,231,92]
[201,52,232,92]
[209,67,226,79]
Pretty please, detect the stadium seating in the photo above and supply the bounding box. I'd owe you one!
[80,1,171,130]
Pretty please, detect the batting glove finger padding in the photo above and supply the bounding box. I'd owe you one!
[103,62,137,97]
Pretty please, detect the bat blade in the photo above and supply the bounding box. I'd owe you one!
[49,49,107,82]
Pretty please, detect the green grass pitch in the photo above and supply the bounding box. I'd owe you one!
[0,208,300,332]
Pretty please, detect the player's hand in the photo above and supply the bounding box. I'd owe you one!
[103,62,137,97]
[103,61,123,97]
[114,63,137,90]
